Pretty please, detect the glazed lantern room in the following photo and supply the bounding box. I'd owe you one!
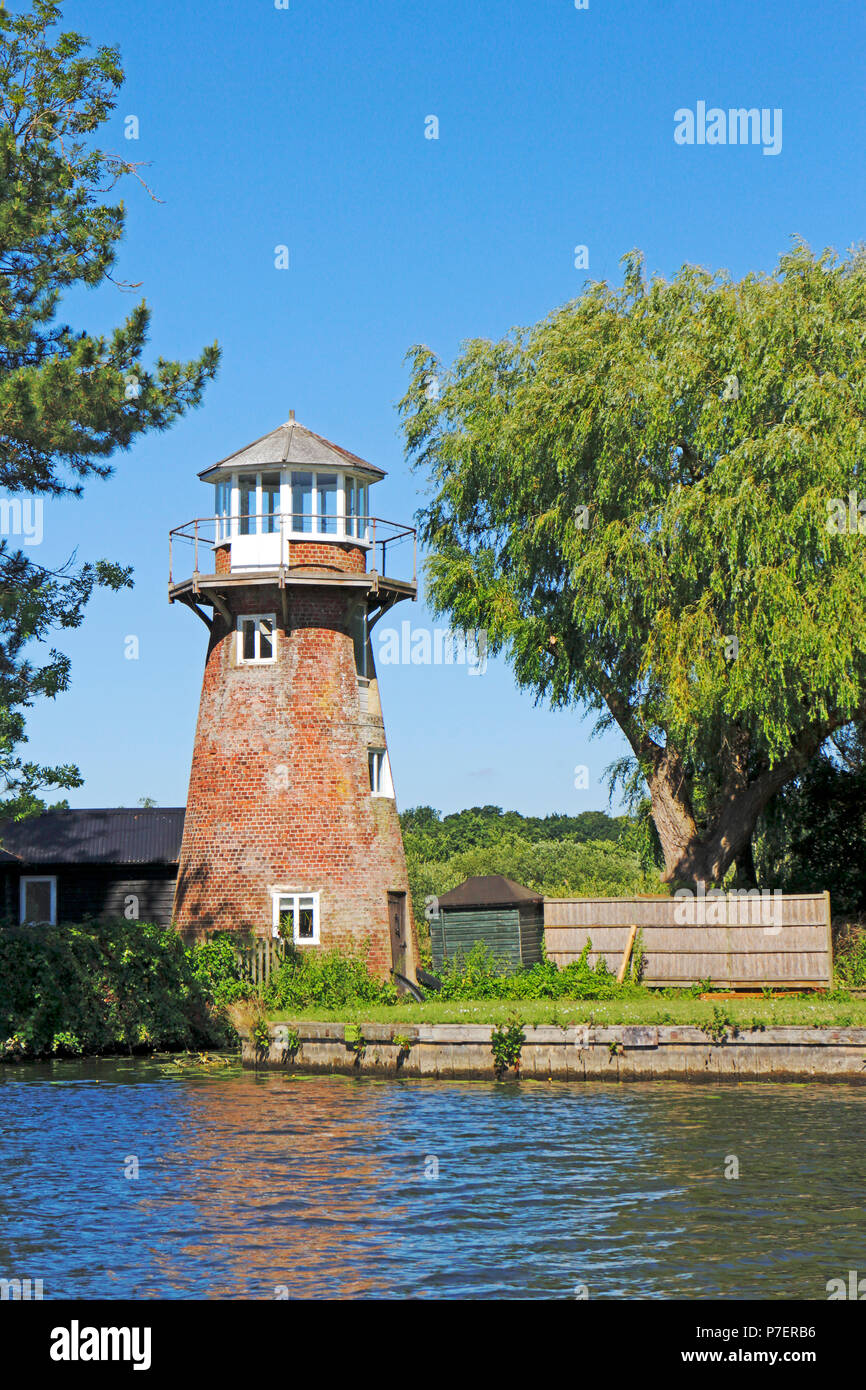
[199,413,383,571]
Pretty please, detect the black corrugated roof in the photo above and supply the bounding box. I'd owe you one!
[437,875,543,909]
[0,808,185,865]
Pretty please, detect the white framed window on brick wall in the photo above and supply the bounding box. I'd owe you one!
[272,890,320,945]
[20,875,57,925]
[368,748,394,797]
[237,614,276,664]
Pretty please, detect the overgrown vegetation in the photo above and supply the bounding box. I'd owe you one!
[491,1016,526,1077]
[834,923,866,988]
[757,728,866,914]
[344,1023,367,1062]
[0,921,245,1059]
[261,943,398,1011]
[700,1006,738,1045]
[4,917,862,1064]
[433,941,635,1001]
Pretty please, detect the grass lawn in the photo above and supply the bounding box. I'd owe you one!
[268,993,866,1029]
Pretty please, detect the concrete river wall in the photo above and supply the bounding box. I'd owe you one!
[242,1021,866,1081]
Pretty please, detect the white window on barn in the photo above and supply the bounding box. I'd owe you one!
[237,614,276,664]
[20,875,57,925]
[368,748,394,797]
[272,891,320,945]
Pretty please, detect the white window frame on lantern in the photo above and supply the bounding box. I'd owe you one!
[271,890,320,945]
[213,469,370,549]
[20,875,57,925]
[237,613,277,665]
[368,747,394,798]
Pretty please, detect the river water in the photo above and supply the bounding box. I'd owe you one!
[0,1059,863,1300]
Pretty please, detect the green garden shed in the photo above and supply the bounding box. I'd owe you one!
[430,875,545,973]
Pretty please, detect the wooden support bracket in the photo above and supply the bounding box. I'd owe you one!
[210,591,232,628]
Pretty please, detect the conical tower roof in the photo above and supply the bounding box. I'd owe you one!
[199,417,386,481]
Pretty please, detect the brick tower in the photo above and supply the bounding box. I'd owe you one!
[169,415,419,981]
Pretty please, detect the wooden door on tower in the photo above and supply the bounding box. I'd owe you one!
[388,891,407,976]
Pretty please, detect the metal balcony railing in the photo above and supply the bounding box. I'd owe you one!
[169,511,417,588]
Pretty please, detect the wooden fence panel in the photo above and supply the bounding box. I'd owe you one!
[543,893,832,987]
[231,936,286,986]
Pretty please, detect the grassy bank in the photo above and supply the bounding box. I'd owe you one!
[258,931,866,1030]
[267,994,866,1029]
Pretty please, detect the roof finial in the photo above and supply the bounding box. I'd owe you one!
[288,410,295,421]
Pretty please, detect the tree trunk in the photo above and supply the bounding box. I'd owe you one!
[599,678,852,891]
[733,836,758,889]
[649,757,770,888]
[649,734,835,888]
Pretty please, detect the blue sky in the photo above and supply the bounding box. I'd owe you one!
[18,0,866,816]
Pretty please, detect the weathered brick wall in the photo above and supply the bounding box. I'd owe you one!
[173,581,416,979]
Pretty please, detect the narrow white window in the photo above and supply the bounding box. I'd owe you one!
[214,480,230,541]
[239,476,257,536]
[368,748,393,797]
[20,876,57,925]
[272,891,320,945]
[238,614,276,664]
[317,473,338,535]
[290,470,314,533]
[261,472,281,535]
[351,606,368,679]
[345,476,356,537]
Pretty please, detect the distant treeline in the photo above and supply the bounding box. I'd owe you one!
[400,805,629,858]
[399,805,662,943]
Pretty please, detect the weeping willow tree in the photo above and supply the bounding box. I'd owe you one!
[400,243,866,887]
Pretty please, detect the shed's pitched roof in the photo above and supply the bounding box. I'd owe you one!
[436,875,543,909]
[0,808,185,865]
[199,419,386,481]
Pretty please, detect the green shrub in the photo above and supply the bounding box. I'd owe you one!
[262,943,397,1011]
[834,925,866,988]
[0,920,236,1060]
[491,1016,526,1077]
[188,932,250,1011]
[432,940,636,1002]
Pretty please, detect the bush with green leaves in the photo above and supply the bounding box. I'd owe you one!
[0,919,234,1059]
[262,943,398,1011]
[834,926,866,989]
[432,941,634,1002]
[187,932,250,1012]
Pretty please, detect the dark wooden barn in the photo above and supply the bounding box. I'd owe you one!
[429,874,545,973]
[0,808,184,927]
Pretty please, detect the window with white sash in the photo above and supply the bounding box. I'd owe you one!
[237,614,276,664]
[272,891,320,945]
